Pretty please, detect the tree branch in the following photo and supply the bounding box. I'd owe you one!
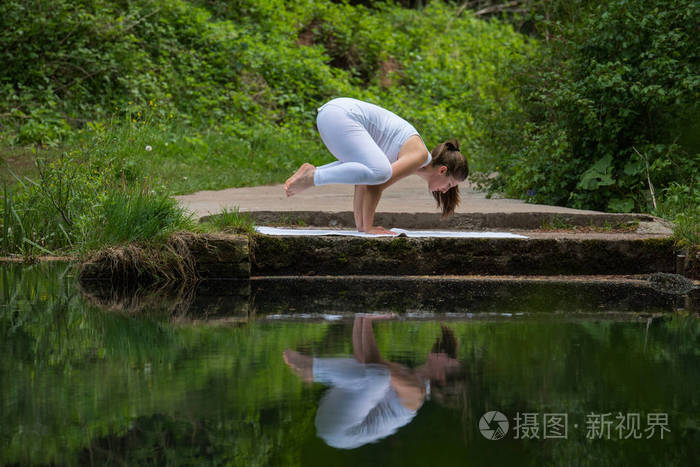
[475,1,522,16]
[633,146,657,210]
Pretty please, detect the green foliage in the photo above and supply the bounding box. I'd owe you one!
[203,207,255,235]
[0,0,351,143]
[0,152,193,255]
[0,0,533,159]
[1,0,538,255]
[484,0,700,215]
[655,183,700,249]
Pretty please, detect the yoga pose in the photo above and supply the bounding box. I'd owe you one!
[284,98,469,235]
[284,315,460,449]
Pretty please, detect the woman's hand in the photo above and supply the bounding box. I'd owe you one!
[365,226,397,235]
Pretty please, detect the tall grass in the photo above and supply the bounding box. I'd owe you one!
[655,183,700,250]
[201,207,255,235]
[1,154,194,256]
[79,187,195,251]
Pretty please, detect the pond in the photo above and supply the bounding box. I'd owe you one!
[1,263,698,466]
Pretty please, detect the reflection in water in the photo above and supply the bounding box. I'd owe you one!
[2,262,700,466]
[285,315,461,449]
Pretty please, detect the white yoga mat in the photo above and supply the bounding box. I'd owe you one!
[255,226,528,239]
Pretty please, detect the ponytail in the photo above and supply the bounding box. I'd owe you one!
[433,186,461,218]
[430,139,469,218]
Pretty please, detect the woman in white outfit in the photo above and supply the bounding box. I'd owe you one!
[283,316,460,449]
[284,98,469,235]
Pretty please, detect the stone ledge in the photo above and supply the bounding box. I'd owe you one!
[78,232,249,283]
[251,235,677,276]
[76,231,696,282]
[249,274,699,314]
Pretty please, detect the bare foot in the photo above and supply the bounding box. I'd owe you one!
[284,163,316,197]
[283,349,314,383]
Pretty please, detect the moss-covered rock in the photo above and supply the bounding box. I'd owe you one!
[251,235,677,276]
[79,232,249,283]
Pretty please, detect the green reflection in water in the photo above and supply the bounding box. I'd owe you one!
[1,263,698,466]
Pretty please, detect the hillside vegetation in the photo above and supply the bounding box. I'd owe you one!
[1,0,530,181]
[1,0,697,255]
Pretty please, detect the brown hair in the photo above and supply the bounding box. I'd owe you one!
[431,325,458,358]
[430,139,469,217]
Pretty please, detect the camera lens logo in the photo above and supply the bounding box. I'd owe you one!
[479,411,509,440]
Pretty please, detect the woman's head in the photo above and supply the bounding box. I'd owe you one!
[429,139,469,217]
[425,326,461,385]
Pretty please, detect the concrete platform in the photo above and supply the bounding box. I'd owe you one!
[176,177,672,236]
[175,176,672,232]
[176,176,600,217]
[161,181,695,280]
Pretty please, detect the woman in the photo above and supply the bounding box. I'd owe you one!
[283,315,460,449]
[284,97,469,235]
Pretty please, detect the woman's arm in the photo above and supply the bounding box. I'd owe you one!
[379,142,429,191]
[354,185,366,231]
[352,316,382,364]
[362,147,428,234]
[352,314,395,363]
[361,185,389,234]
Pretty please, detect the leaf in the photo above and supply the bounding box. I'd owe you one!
[623,159,644,176]
[607,197,635,213]
[578,155,615,190]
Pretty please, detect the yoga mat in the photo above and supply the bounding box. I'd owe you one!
[255,227,528,239]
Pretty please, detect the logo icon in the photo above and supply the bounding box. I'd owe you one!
[479,411,509,440]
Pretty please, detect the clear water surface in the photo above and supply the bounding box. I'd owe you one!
[1,263,698,466]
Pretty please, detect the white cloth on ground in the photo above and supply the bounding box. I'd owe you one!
[255,226,528,239]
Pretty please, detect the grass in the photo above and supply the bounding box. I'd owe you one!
[200,207,256,235]
[1,151,195,257]
[63,111,334,195]
[1,108,319,257]
[654,183,700,251]
[670,214,700,250]
[81,188,196,251]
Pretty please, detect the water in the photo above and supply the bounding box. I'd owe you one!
[1,263,698,466]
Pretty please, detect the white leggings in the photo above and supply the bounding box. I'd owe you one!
[312,357,416,449]
[314,104,393,186]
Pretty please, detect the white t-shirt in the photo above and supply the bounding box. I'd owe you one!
[313,357,419,449]
[318,98,432,167]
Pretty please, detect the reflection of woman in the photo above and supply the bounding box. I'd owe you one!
[284,315,459,449]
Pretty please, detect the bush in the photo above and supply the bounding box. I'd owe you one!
[0,0,534,158]
[485,0,700,213]
[655,183,700,249]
